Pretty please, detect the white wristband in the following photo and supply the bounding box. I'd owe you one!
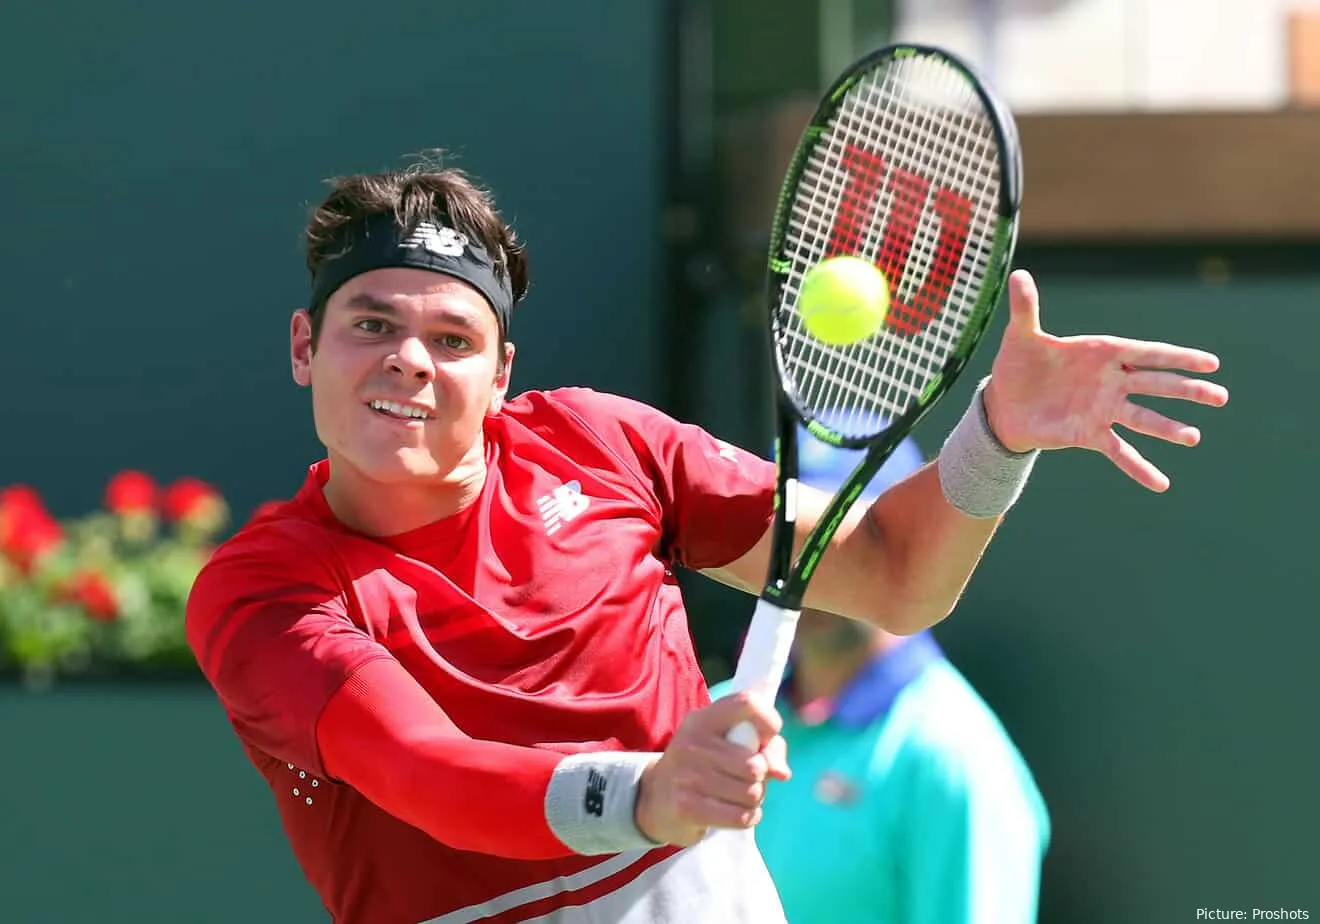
[544,752,662,855]
[937,377,1039,518]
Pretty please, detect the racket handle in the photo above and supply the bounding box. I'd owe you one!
[724,597,800,750]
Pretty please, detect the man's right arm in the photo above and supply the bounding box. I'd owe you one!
[187,531,782,860]
[316,657,589,858]
[320,660,789,855]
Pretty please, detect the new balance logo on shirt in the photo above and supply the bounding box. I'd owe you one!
[536,480,590,535]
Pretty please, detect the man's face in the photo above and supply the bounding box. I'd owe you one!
[290,268,514,486]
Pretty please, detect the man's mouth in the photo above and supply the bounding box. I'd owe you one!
[368,399,434,421]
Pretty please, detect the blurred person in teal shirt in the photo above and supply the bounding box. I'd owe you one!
[711,427,1050,924]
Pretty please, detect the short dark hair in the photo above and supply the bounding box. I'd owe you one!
[302,151,530,348]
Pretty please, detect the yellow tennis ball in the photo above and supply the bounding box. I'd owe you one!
[798,256,890,346]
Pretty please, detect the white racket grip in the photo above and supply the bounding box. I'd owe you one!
[724,597,800,750]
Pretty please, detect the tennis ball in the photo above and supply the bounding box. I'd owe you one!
[798,256,890,346]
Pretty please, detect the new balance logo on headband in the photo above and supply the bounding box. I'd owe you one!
[402,222,469,258]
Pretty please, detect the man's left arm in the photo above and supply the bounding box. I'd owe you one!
[705,269,1228,637]
[702,454,1003,636]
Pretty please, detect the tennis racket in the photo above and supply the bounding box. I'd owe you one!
[726,43,1023,749]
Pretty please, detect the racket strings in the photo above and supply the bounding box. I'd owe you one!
[777,53,1004,440]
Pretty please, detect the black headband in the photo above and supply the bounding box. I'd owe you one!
[309,213,515,333]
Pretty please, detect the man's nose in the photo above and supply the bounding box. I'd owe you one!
[387,337,434,381]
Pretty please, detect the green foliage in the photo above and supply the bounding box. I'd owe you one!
[0,473,266,688]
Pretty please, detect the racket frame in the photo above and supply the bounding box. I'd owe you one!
[725,45,1022,745]
[760,41,1023,613]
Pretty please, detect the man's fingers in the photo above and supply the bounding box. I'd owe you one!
[1118,401,1201,447]
[679,767,766,810]
[763,734,791,782]
[675,789,764,831]
[1097,429,1170,492]
[699,733,793,784]
[1006,269,1041,333]
[705,690,783,748]
[1118,340,1222,375]
[700,738,768,779]
[1125,370,1230,408]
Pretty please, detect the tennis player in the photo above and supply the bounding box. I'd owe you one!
[186,155,1228,924]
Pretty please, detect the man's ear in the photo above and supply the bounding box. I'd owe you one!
[489,341,516,414]
[291,310,314,387]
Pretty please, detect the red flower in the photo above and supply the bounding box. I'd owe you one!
[0,485,43,513]
[0,486,63,573]
[55,570,118,621]
[162,477,226,525]
[104,470,157,516]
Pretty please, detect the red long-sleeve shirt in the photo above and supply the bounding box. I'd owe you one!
[186,387,784,924]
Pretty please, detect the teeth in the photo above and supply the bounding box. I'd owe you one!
[370,400,430,420]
